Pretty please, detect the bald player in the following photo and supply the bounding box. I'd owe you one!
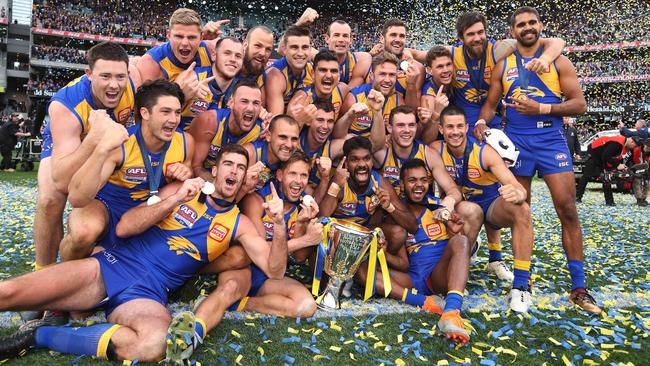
[324,20,372,87]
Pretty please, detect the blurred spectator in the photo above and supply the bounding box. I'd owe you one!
[0,115,31,171]
[619,119,649,139]
[32,45,87,64]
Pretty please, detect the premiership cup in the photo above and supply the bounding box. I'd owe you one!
[317,218,381,310]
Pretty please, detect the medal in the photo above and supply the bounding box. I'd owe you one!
[303,194,315,207]
[202,182,215,195]
[147,195,162,206]
[370,195,380,207]
[438,208,451,222]
[400,60,409,71]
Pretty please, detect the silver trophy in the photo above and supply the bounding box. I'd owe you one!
[317,218,381,310]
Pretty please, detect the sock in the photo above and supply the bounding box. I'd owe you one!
[194,317,206,345]
[487,242,503,262]
[401,288,426,307]
[443,291,464,313]
[513,260,531,290]
[568,259,585,291]
[35,323,121,359]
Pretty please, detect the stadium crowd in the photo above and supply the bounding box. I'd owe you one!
[31,45,86,64]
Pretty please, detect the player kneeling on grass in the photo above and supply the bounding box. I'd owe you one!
[356,158,472,344]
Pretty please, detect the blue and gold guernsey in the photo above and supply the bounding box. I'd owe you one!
[97,193,241,309]
[299,128,332,186]
[333,170,382,226]
[265,57,314,106]
[253,140,281,190]
[439,137,501,213]
[404,195,449,294]
[95,124,187,247]
[378,140,433,196]
[450,39,501,130]
[41,75,136,158]
[339,51,371,84]
[257,181,302,241]
[203,108,262,169]
[181,73,245,131]
[348,83,403,137]
[146,41,213,82]
[501,48,562,135]
[300,84,344,119]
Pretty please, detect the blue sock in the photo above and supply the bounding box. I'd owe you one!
[195,317,206,344]
[443,291,464,313]
[401,288,426,307]
[487,242,503,262]
[513,260,531,290]
[568,259,585,290]
[35,323,121,359]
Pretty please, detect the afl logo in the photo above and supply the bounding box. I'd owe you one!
[174,204,199,227]
[209,223,230,242]
[339,202,357,216]
[555,153,567,161]
[355,115,372,129]
[124,167,147,182]
[456,69,470,83]
[383,166,399,180]
[506,67,519,81]
[190,100,209,114]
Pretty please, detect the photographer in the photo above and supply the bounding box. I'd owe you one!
[576,135,642,206]
[0,115,31,171]
[630,140,650,206]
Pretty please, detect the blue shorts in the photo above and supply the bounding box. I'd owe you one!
[407,240,448,295]
[93,249,170,317]
[473,196,501,229]
[227,265,264,311]
[40,127,53,159]
[507,129,573,177]
[95,196,128,249]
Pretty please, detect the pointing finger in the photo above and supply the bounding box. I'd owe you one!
[270,181,280,199]
[199,75,216,85]
[436,84,444,97]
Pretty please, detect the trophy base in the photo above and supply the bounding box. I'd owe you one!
[317,278,344,311]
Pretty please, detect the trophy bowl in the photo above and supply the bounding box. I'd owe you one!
[317,218,378,310]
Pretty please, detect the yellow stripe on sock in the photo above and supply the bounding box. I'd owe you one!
[401,289,408,302]
[96,324,122,359]
[447,290,464,298]
[236,297,249,312]
[34,263,55,271]
[487,242,502,251]
[514,260,531,271]
[195,317,207,336]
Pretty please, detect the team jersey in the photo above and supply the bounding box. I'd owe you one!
[203,108,262,169]
[450,39,501,129]
[257,181,302,241]
[180,72,244,131]
[405,195,449,254]
[299,127,332,186]
[377,140,433,196]
[501,48,562,135]
[47,75,136,140]
[439,138,500,206]
[265,57,314,106]
[333,170,383,226]
[146,41,213,82]
[348,83,403,137]
[338,51,371,84]
[300,83,345,119]
[96,124,187,211]
[252,140,281,190]
[116,193,241,291]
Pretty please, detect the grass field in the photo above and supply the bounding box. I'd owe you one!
[0,171,648,365]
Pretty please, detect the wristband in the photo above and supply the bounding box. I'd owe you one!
[475,119,487,126]
[327,182,341,197]
[385,203,396,213]
[538,103,552,114]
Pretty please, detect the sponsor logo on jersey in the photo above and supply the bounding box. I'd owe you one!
[174,204,199,227]
[118,108,133,123]
[209,223,230,242]
[426,223,442,238]
[467,168,481,179]
[484,66,492,80]
[124,167,147,182]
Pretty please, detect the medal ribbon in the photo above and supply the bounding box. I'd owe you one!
[135,126,171,199]
[514,47,543,94]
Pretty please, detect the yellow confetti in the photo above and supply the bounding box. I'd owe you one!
[598,327,614,336]
[288,327,299,334]
[329,346,342,352]
[349,353,356,360]
[374,341,386,349]
[235,354,243,365]
[397,334,403,343]
[395,359,405,366]
[562,354,572,366]
[548,337,562,346]
[231,330,241,338]
[437,361,449,366]
[122,361,132,366]
[373,323,385,327]
[257,346,264,356]
[330,321,342,332]
[471,347,482,357]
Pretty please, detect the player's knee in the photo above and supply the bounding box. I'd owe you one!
[555,199,579,223]
[36,189,65,214]
[294,295,317,318]
[449,234,470,256]
[68,221,103,248]
[456,201,483,224]
[0,281,20,307]
[134,328,167,361]
[512,204,532,225]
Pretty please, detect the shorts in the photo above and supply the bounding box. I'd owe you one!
[93,249,170,317]
[95,196,129,249]
[407,240,448,295]
[474,196,502,230]
[40,127,52,159]
[507,129,573,177]
[227,265,265,311]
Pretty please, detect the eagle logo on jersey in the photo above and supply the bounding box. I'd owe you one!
[464,88,489,104]
[510,87,545,102]
[167,236,201,261]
